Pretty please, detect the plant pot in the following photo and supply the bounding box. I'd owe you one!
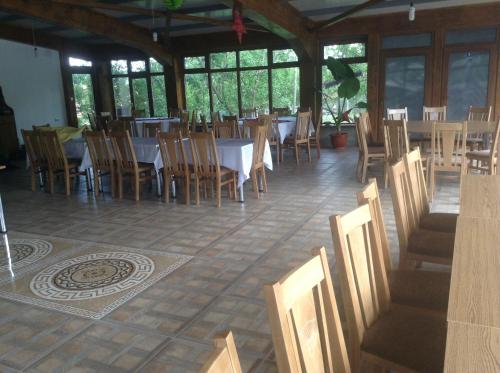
[330,132,348,149]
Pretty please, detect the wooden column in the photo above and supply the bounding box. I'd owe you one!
[367,33,381,141]
[59,51,77,127]
[94,60,114,115]
[299,41,321,120]
[431,29,445,106]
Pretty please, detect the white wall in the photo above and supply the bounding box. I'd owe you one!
[0,39,67,143]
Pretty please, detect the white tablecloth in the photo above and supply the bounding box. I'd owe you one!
[134,117,180,137]
[239,116,314,144]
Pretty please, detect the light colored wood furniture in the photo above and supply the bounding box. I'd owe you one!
[200,114,209,133]
[423,106,446,121]
[87,112,97,130]
[429,121,468,198]
[109,130,155,201]
[250,122,268,199]
[356,113,385,183]
[263,247,351,373]
[32,123,50,130]
[386,107,408,120]
[85,130,115,198]
[200,330,242,373]
[330,204,447,373]
[281,110,311,164]
[389,159,455,268]
[459,175,500,219]
[210,111,221,125]
[357,179,451,313]
[407,120,495,134]
[180,111,191,137]
[214,120,239,139]
[272,107,290,116]
[38,130,87,195]
[168,122,181,135]
[22,129,47,191]
[157,132,190,205]
[142,121,161,138]
[467,106,492,150]
[132,108,145,118]
[308,110,322,159]
[405,148,457,233]
[190,110,198,133]
[241,108,257,119]
[383,119,409,188]
[169,108,180,118]
[189,132,237,208]
[265,113,280,164]
[109,117,137,136]
[466,118,500,175]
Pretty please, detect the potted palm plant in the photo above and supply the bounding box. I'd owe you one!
[323,57,367,149]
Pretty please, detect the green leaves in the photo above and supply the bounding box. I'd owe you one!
[338,77,360,100]
[326,57,361,99]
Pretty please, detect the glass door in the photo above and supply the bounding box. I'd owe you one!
[71,73,95,127]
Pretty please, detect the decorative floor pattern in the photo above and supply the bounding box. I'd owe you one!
[0,148,459,372]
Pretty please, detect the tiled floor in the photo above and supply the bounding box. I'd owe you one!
[0,148,459,372]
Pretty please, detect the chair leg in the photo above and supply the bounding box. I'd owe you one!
[134,173,140,201]
[429,165,435,202]
[48,170,54,194]
[316,143,321,159]
[233,173,238,201]
[216,176,221,208]
[163,171,170,203]
[194,176,200,205]
[295,144,299,164]
[110,171,116,198]
[384,161,389,189]
[261,168,268,193]
[361,157,368,184]
[276,143,280,165]
[31,172,36,192]
[307,142,311,162]
[251,169,259,199]
[64,170,71,196]
[118,172,123,199]
[184,176,190,205]
[94,170,100,197]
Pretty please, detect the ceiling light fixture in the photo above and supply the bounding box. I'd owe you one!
[409,2,416,22]
[153,31,158,42]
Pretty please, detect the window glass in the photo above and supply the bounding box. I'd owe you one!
[149,57,163,73]
[272,67,300,112]
[131,60,146,73]
[72,74,94,127]
[272,49,298,63]
[69,57,92,67]
[446,28,497,45]
[112,77,131,116]
[131,78,150,116]
[185,73,210,119]
[184,56,205,69]
[323,43,365,59]
[211,71,238,115]
[240,69,269,114]
[111,60,128,75]
[151,76,167,117]
[382,33,432,49]
[240,49,267,67]
[210,52,237,69]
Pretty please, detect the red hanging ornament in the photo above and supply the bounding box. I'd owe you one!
[232,2,246,44]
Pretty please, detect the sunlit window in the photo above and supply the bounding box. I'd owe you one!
[69,57,92,67]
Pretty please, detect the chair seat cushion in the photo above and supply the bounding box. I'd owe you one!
[361,307,446,373]
[466,150,490,159]
[407,229,454,260]
[389,269,450,312]
[419,212,458,233]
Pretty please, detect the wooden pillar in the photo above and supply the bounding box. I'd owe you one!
[431,29,445,106]
[93,60,114,116]
[367,33,381,141]
[59,51,77,127]
[299,41,321,120]
[166,55,184,110]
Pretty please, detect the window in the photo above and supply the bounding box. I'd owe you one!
[210,52,237,69]
[272,67,300,111]
[110,59,167,118]
[382,33,432,49]
[69,57,92,67]
[272,49,298,63]
[185,73,210,119]
[324,43,365,60]
[446,28,497,45]
[211,71,238,115]
[240,69,269,114]
[184,56,205,69]
[240,49,267,67]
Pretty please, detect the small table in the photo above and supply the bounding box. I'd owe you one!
[406,120,496,134]
[459,175,500,219]
[134,117,180,137]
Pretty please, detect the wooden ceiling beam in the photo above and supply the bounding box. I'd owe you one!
[312,0,385,30]
[219,0,317,59]
[0,0,173,64]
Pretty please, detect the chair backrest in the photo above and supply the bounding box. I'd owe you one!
[189,131,221,177]
[190,110,198,133]
[263,247,351,373]
[356,115,369,156]
[488,119,500,175]
[38,130,68,171]
[388,159,418,252]
[314,110,323,141]
[252,122,268,169]
[383,119,409,164]
[357,179,392,272]
[132,108,145,118]
[467,106,492,122]
[215,119,239,139]
[273,107,291,116]
[22,129,46,169]
[143,122,161,138]
[200,114,209,132]
[33,123,50,130]
[211,111,222,124]
[180,110,190,126]
[169,122,181,135]
[241,108,257,119]
[85,130,114,172]
[88,112,97,130]
[109,130,138,171]
[404,148,430,223]
[157,131,188,175]
[169,108,180,118]
[113,117,137,136]
[431,121,468,174]
[329,205,390,370]
[295,111,311,141]
[200,331,242,373]
[423,106,446,121]
[386,107,408,120]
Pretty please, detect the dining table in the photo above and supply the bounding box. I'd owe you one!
[406,120,497,134]
[239,116,314,144]
[134,117,180,137]
[64,137,272,202]
[443,174,500,372]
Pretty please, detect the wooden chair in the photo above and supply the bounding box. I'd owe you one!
[168,122,181,135]
[357,179,451,313]
[265,113,280,164]
[383,119,409,188]
[190,110,198,133]
[330,205,447,372]
[467,105,492,150]
[200,331,242,373]
[242,119,259,139]
[356,113,385,183]
[38,130,87,195]
[250,121,268,199]
[359,112,382,147]
[132,108,146,118]
[180,111,191,137]
[22,129,47,191]
[109,130,155,201]
[241,108,257,119]
[169,108,180,118]
[263,247,351,373]
[200,114,210,133]
[157,132,190,205]
[405,148,457,233]
[281,110,311,164]
[85,130,115,198]
[386,107,408,120]
[110,117,137,136]
[389,159,455,268]
[189,132,237,208]
[214,119,239,139]
[210,111,222,125]
[32,123,50,130]
[308,110,322,159]
[272,107,291,116]
[423,106,446,121]
[466,118,500,175]
[429,121,468,198]
[87,112,97,130]
[143,121,161,138]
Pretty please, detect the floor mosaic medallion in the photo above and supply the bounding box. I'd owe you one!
[0,239,52,272]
